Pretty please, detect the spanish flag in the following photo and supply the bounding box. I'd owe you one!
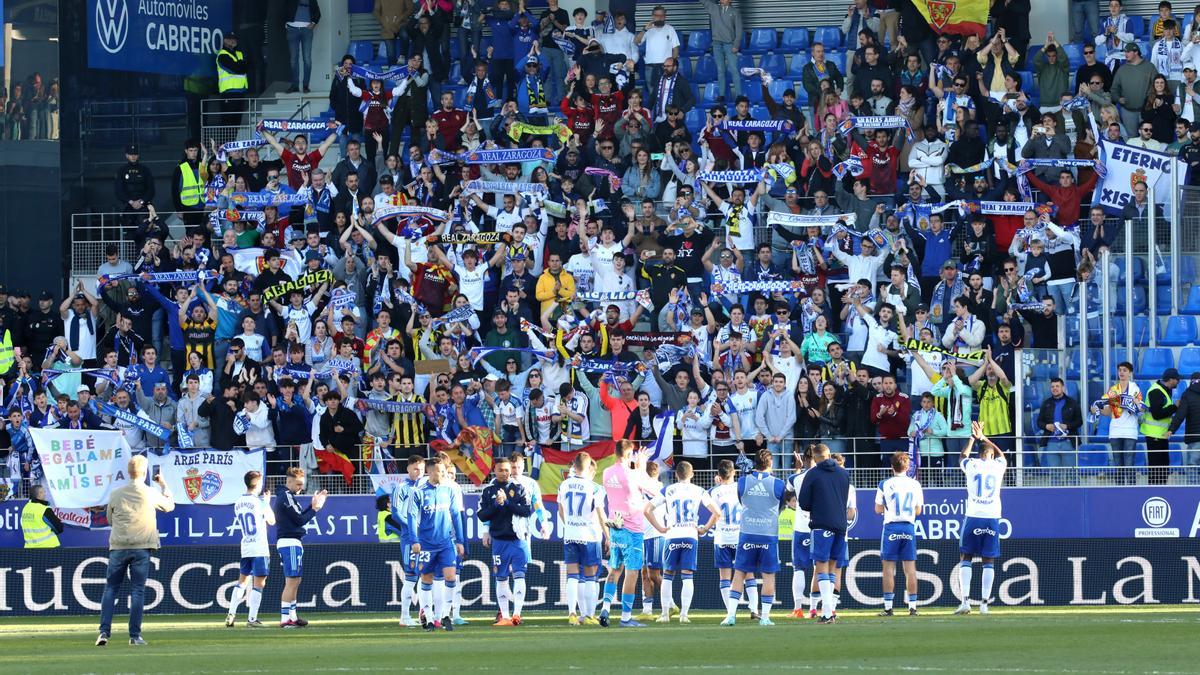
[316,448,356,486]
[915,0,989,37]
[538,441,618,503]
[431,426,497,485]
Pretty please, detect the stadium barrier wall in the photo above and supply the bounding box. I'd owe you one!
[2,538,1200,616]
[3,488,1198,549]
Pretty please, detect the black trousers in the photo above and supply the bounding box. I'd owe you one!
[1146,437,1171,485]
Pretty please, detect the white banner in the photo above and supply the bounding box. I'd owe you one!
[230,247,303,280]
[150,449,266,506]
[1096,140,1179,216]
[32,429,133,509]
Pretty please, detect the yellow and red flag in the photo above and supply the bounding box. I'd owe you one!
[915,0,989,37]
[315,448,355,486]
[538,441,617,502]
[431,426,498,485]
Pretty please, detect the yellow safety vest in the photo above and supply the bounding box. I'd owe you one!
[1140,382,1173,439]
[21,502,59,548]
[0,329,13,374]
[178,162,203,207]
[377,511,399,542]
[778,508,795,541]
[216,48,249,93]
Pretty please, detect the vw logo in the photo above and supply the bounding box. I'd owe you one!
[95,0,129,55]
[1142,497,1171,528]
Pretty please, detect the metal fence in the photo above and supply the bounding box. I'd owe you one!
[199,97,311,151]
[77,99,190,182]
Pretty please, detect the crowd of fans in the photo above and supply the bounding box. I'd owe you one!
[0,72,59,141]
[5,0,1200,498]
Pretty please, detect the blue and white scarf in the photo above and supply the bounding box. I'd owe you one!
[698,169,763,185]
[767,211,857,229]
[374,203,450,224]
[359,398,428,414]
[431,305,476,328]
[837,115,914,142]
[1062,95,1091,111]
[465,179,548,195]
[645,409,676,463]
[655,74,677,120]
[231,191,309,208]
[329,289,357,311]
[831,156,864,180]
[711,279,802,295]
[98,402,171,441]
[350,64,410,82]
[908,408,934,479]
[469,346,557,363]
[573,358,639,374]
[429,147,556,165]
[722,119,794,133]
[257,118,343,137]
[575,291,639,302]
[174,422,195,449]
[98,270,217,286]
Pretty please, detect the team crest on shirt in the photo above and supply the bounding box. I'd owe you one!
[926,1,956,30]
[183,468,224,502]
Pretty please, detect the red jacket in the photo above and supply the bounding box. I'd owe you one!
[870,391,912,440]
[1026,173,1098,227]
[560,98,596,144]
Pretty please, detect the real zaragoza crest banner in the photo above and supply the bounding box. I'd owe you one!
[915,0,990,37]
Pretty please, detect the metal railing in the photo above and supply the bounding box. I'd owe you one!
[78,99,190,182]
[69,212,145,277]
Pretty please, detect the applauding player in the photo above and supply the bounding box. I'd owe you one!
[644,461,719,623]
[955,422,1006,616]
[274,468,328,628]
[226,471,275,628]
[478,457,533,627]
[721,449,789,627]
[797,443,850,625]
[875,452,924,616]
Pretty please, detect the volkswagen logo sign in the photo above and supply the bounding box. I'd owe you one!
[1141,497,1171,528]
[95,0,130,55]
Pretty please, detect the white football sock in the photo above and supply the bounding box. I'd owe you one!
[959,563,973,604]
[565,576,579,615]
[400,579,415,621]
[513,578,527,617]
[680,578,694,617]
[247,586,263,622]
[659,578,673,617]
[227,582,246,617]
[792,571,806,610]
[981,565,995,604]
[746,579,759,609]
[818,577,834,619]
[496,579,512,619]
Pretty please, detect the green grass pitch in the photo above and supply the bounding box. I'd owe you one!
[1,607,1198,673]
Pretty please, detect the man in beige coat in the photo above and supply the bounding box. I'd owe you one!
[96,455,175,647]
[374,0,415,66]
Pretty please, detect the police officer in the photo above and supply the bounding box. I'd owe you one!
[172,139,205,233]
[215,32,249,128]
[24,291,63,366]
[21,485,64,548]
[114,144,156,229]
[1143,368,1180,486]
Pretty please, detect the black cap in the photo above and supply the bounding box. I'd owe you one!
[0,284,6,294]
[38,291,53,301]
[125,143,139,155]
[1163,367,1181,381]
[225,31,239,41]
[1190,121,1200,133]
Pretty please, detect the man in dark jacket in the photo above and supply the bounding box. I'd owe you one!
[199,382,246,451]
[647,57,695,123]
[171,139,206,232]
[796,443,850,624]
[115,144,155,229]
[1168,372,1200,481]
[408,15,449,105]
[270,378,315,476]
[318,390,365,464]
[273,467,328,627]
[477,455,533,623]
[1035,377,1084,479]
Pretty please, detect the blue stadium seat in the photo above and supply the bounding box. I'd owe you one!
[746,83,764,104]
[1179,347,1200,375]
[767,78,792,101]
[1062,43,1084,69]
[1182,256,1197,284]
[447,61,462,85]
[737,53,757,73]
[1114,256,1147,284]
[1065,380,1080,402]
[1170,442,1185,467]
[684,108,705,134]
[815,26,842,49]
[1156,285,1174,314]
[1025,44,1043,66]
[781,27,810,52]
[760,53,787,80]
[787,53,808,79]
[693,53,717,83]
[1132,315,1152,346]
[1093,317,1124,346]
[676,55,693,81]
[699,82,721,107]
[1114,286,1148,315]
[1183,286,1200,314]
[1137,348,1175,379]
[1018,71,1035,94]
[350,41,375,64]
[685,30,712,57]
[1128,16,1147,38]
[750,104,768,120]
[1161,316,1198,346]
[746,28,777,55]
[1078,443,1111,477]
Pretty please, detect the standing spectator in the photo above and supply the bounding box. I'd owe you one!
[261,128,339,191]
[1112,43,1160,136]
[636,5,680,94]
[485,0,518,101]
[115,144,156,228]
[1072,0,1100,45]
[1142,368,1180,485]
[538,0,570,108]
[329,56,366,159]
[754,372,797,457]
[171,139,206,232]
[375,0,415,66]
[700,0,743,103]
[1098,361,1142,485]
[1033,37,1071,107]
[409,14,450,105]
[869,373,911,461]
[285,0,321,93]
[61,282,99,366]
[388,55,431,155]
[96,455,174,647]
[1036,377,1084,479]
[1169,371,1200,481]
